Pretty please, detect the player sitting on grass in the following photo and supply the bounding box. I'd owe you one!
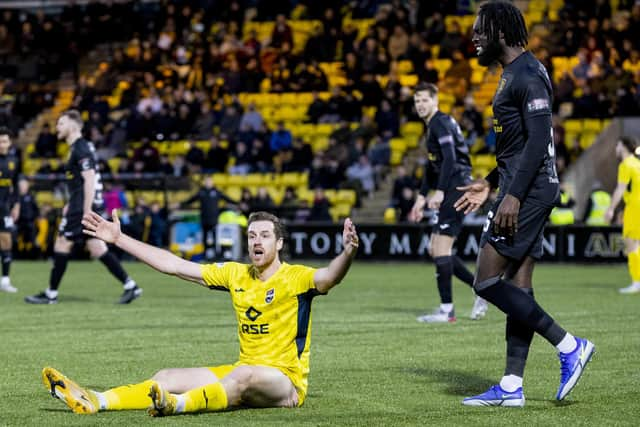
[42,210,359,416]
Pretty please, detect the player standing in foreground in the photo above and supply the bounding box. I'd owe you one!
[42,211,358,416]
[454,1,594,406]
[605,137,640,293]
[409,83,488,322]
[25,110,141,304]
[0,127,19,293]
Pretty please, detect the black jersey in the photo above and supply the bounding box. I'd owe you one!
[181,187,236,227]
[0,153,19,215]
[65,138,104,217]
[420,111,472,195]
[491,51,559,207]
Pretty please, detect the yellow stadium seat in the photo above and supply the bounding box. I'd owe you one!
[397,60,414,74]
[399,74,418,87]
[391,150,404,165]
[384,207,397,224]
[401,122,424,137]
[582,119,602,133]
[389,138,407,151]
[580,132,598,150]
[337,190,357,206]
[563,119,582,134]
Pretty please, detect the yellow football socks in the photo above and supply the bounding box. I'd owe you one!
[182,381,229,413]
[629,247,640,282]
[102,380,156,410]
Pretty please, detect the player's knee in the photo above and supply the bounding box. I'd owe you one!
[228,366,253,393]
[151,369,175,387]
[473,275,501,296]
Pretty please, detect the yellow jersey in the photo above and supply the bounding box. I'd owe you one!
[200,261,320,398]
[619,155,640,208]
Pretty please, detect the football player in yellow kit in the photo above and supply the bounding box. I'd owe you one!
[606,136,640,293]
[41,210,359,416]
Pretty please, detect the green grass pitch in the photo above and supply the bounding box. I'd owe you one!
[2,260,640,426]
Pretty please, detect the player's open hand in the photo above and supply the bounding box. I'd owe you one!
[454,179,490,214]
[343,217,359,255]
[82,209,122,244]
[494,194,520,238]
[427,190,444,210]
[409,195,427,222]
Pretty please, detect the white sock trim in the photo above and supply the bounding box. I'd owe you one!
[45,289,58,299]
[123,279,136,290]
[440,303,453,313]
[499,374,523,392]
[556,333,577,354]
[175,394,186,413]
[93,391,107,410]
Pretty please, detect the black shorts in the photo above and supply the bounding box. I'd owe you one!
[59,213,85,241]
[480,197,552,261]
[432,173,472,237]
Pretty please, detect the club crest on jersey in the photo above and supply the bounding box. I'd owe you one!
[497,78,507,93]
[265,288,275,304]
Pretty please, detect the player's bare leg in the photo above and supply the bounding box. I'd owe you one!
[619,238,640,294]
[149,365,299,416]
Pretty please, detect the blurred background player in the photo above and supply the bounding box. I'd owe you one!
[409,83,487,322]
[0,127,20,293]
[25,110,141,304]
[16,178,40,259]
[42,211,359,416]
[175,175,237,261]
[605,136,640,294]
[455,1,593,407]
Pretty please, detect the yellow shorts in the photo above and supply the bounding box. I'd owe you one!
[207,362,306,406]
[623,207,640,240]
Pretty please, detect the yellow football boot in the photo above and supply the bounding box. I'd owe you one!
[147,381,177,417]
[42,367,99,414]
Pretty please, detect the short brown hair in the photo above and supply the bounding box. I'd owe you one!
[61,109,84,126]
[619,136,638,155]
[0,126,11,138]
[248,211,285,240]
[414,82,438,97]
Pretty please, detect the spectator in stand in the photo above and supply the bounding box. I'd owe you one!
[395,186,416,222]
[34,123,58,158]
[279,186,300,221]
[203,136,229,173]
[270,14,293,49]
[269,121,293,153]
[148,201,168,248]
[238,188,253,217]
[346,154,376,198]
[375,100,399,137]
[391,165,417,207]
[251,187,276,213]
[239,103,264,134]
[132,138,160,173]
[249,138,273,173]
[306,92,327,124]
[229,141,252,175]
[388,25,410,60]
[185,140,205,173]
[219,105,241,140]
[309,188,332,222]
[192,102,216,139]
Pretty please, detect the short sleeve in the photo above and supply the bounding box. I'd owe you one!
[289,265,318,295]
[200,262,233,291]
[618,160,630,185]
[430,117,453,146]
[518,73,552,119]
[76,142,96,172]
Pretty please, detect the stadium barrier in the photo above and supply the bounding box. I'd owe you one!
[284,224,626,263]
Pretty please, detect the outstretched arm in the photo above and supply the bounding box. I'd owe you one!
[313,218,358,294]
[82,210,205,284]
